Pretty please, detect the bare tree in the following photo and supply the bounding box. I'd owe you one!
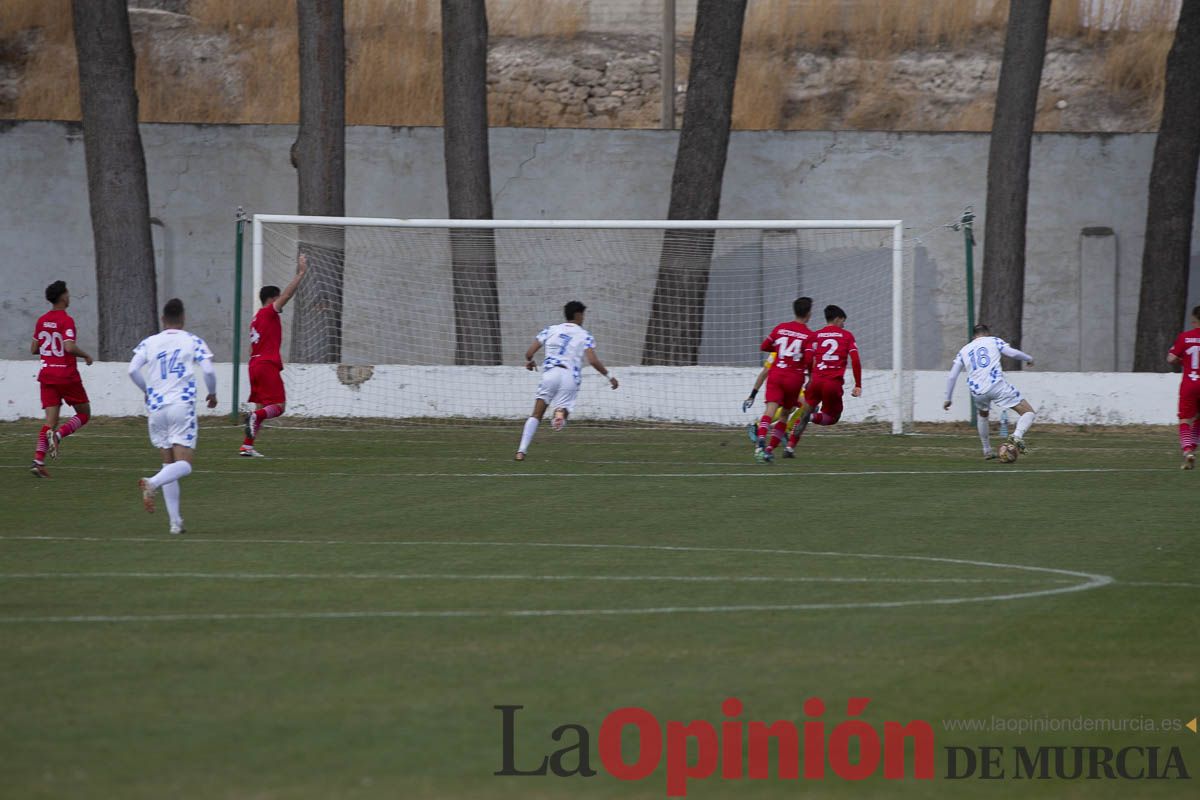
[72,0,157,359]
[978,0,1051,370]
[442,0,501,365]
[1134,0,1200,371]
[643,0,748,366]
[290,0,346,364]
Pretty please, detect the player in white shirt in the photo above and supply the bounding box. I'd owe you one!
[127,299,218,534]
[943,324,1037,458]
[515,300,618,461]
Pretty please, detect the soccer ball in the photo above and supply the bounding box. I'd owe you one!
[998,443,1019,463]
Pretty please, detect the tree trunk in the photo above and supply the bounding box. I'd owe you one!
[71,0,158,360]
[1133,0,1200,371]
[642,0,747,366]
[291,0,346,364]
[978,0,1051,371]
[442,0,501,366]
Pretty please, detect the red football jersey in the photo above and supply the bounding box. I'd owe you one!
[760,321,813,374]
[250,303,283,367]
[1169,328,1200,386]
[806,325,859,380]
[33,309,80,384]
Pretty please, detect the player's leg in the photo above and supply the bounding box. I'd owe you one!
[32,389,60,476]
[1007,397,1036,452]
[517,391,550,460]
[811,382,844,425]
[768,407,791,454]
[786,405,811,451]
[54,388,91,455]
[242,364,285,456]
[975,405,994,459]
[757,400,779,448]
[1178,387,1198,469]
[160,444,195,533]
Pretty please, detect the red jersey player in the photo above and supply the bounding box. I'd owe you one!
[241,252,307,457]
[799,304,862,428]
[29,280,94,477]
[1167,304,1200,470]
[753,297,814,463]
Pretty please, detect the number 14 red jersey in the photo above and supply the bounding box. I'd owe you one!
[761,321,813,374]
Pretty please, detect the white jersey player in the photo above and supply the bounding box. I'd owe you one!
[515,300,618,461]
[127,299,217,534]
[943,324,1037,459]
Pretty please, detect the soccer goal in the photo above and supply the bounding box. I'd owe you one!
[249,216,914,433]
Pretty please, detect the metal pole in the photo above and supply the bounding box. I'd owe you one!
[961,206,977,427]
[231,208,246,420]
[661,0,675,129]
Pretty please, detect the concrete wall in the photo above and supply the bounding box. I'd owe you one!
[0,360,1181,426]
[1,122,1198,373]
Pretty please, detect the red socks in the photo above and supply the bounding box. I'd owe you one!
[57,413,89,439]
[1181,422,1195,453]
[767,420,787,452]
[756,415,771,441]
[34,425,50,462]
[246,404,285,446]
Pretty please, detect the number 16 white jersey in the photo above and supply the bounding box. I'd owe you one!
[131,329,213,411]
[537,322,595,385]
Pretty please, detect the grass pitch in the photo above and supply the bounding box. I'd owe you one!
[1,418,1196,798]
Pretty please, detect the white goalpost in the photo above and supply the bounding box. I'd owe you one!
[250,215,912,433]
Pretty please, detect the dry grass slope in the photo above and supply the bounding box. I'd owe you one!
[0,0,1180,130]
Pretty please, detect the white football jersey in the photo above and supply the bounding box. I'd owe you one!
[131,329,213,411]
[537,322,595,384]
[953,336,1010,396]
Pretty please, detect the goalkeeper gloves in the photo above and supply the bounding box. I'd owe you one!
[742,388,758,412]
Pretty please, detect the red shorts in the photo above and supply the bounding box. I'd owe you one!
[1179,381,1200,419]
[248,361,286,405]
[764,369,806,409]
[40,379,89,409]
[804,376,845,419]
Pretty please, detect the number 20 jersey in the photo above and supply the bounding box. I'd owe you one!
[953,336,1010,396]
[131,329,213,411]
[537,323,595,384]
[34,309,80,384]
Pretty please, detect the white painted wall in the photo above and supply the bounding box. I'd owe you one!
[0,361,1179,425]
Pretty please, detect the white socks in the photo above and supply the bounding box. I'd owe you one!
[518,417,539,454]
[977,414,991,455]
[147,460,192,489]
[1015,411,1036,440]
[162,481,182,525]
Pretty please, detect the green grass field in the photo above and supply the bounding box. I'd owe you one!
[1,417,1197,799]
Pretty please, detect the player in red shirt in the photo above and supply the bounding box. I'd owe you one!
[241,252,307,457]
[29,280,94,477]
[799,304,862,428]
[752,297,814,463]
[1167,305,1200,470]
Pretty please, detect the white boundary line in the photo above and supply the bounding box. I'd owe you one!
[0,540,1115,624]
[0,464,1174,479]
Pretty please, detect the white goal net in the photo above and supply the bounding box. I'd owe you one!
[250,216,914,432]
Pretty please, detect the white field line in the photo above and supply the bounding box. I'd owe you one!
[0,540,1116,623]
[0,464,1173,479]
[0,571,1072,584]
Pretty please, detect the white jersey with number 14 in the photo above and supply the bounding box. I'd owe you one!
[131,329,213,411]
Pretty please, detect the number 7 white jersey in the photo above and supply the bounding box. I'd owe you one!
[537,322,595,384]
[131,329,213,411]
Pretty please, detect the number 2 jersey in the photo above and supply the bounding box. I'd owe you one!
[1169,327,1200,388]
[760,321,813,376]
[34,309,80,385]
[131,329,214,412]
[806,325,862,385]
[537,322,595,385]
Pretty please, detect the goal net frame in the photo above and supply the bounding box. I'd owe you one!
[250,215,907,434]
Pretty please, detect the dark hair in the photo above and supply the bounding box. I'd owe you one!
[973,323,991,335]
[1193,306,1200,321]
[45,280,68,305]
[793,296,813,318]
[260,285,281,305]
[564,300,587,320]
[824,304,847,322]
[162,298,185,324]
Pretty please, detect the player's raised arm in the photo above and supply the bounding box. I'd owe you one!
[273,251,309,312]
[585,348,618,389]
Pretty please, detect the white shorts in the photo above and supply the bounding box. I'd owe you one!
[535,367,580,413]
[972,381,1023,413]
[148,403,199,450]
